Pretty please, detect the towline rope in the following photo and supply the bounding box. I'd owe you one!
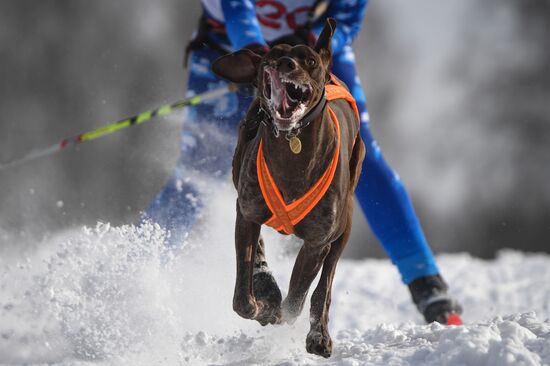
[0,84,237,171]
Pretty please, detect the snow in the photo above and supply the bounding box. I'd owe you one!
[1,184,549,365]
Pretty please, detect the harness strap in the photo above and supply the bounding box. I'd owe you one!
[257,78,358,235]
[257,142,296,234]
[326,75,360,124]
[258,106,341,234]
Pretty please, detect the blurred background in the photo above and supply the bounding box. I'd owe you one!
[0,0,548,258]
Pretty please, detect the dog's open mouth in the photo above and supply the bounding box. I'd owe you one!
[263,67,313,129]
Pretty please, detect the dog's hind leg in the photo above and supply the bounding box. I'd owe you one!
[233,202,262,320]
[281,243,331,324]
[306,208,353,358]
[253,236,283,325]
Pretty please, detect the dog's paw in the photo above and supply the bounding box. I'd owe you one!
[254,300,282,326]
[253,270,282,307]
[233,296,260,319]
[252,269,282,326]
[306,329,333,358]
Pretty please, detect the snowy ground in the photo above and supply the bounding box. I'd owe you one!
[1,184,549,366]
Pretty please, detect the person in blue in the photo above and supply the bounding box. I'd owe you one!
[145,0,463,324]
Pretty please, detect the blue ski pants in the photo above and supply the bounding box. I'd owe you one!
[145,46,439,284]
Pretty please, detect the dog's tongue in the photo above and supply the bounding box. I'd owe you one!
[266,68,292,118]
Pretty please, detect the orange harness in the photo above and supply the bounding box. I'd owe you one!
[257,77,360,235]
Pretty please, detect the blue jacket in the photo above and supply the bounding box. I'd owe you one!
[202,0,368,54]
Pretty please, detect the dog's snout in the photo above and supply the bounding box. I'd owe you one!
[277,56,297,73]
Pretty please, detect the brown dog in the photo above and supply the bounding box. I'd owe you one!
[212,19,365,358]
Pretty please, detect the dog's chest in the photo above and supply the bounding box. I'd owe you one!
[236,136,348,243]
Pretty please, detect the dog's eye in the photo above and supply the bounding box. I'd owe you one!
[306,58,316,67]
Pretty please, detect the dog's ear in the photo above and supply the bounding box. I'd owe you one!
[212,49,262,84]
[314,18,336,64]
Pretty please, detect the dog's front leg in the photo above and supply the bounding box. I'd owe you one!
[233,201,262,319]
[281,242,331,323]
[306,208,353,358]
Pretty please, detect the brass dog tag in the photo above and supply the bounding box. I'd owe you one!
[289,136,302,154]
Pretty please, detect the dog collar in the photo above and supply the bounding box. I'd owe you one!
[293,91,327,132]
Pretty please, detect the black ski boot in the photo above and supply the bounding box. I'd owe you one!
[408,274,463,325]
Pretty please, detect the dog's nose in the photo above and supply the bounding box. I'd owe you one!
[277,56,297,73]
